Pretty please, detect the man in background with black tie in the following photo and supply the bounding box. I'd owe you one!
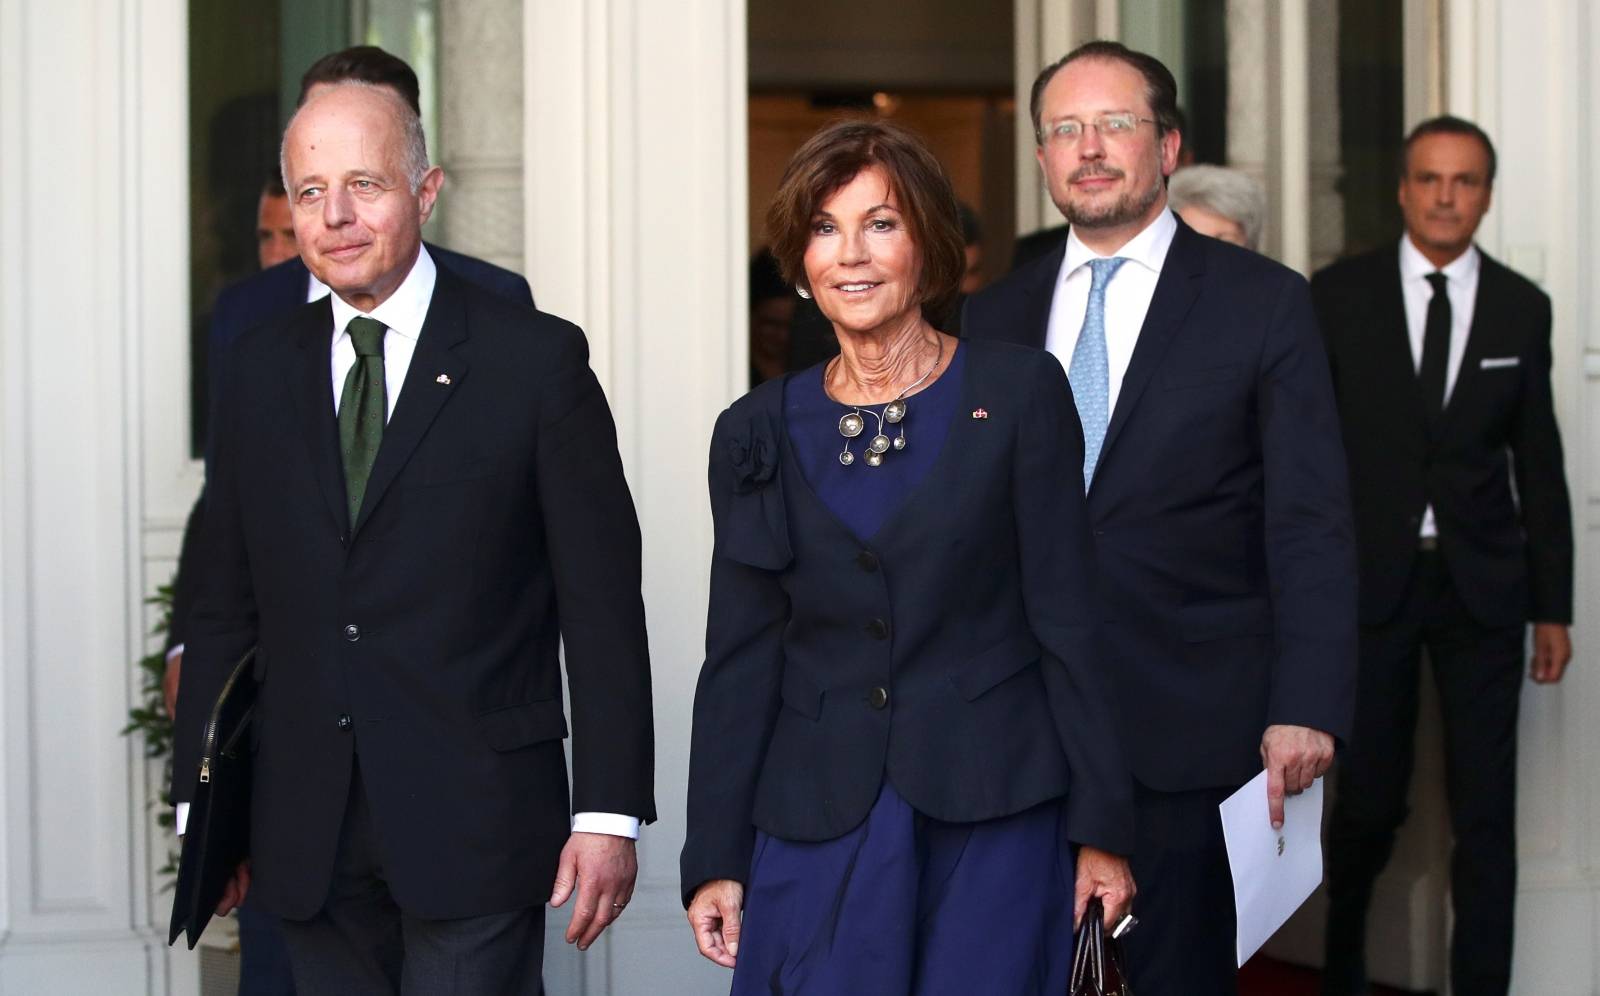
[1314,116,1573,996]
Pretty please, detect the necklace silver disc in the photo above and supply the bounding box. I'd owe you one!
[884,400,907,424]
[892,435,906,450]
[869,434,891,454]
[839,449,855,466]
[865,450,884,467]
[838,411,865,438]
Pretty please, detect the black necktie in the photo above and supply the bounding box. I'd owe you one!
[339,317,387,526]
[1418,272,1451,418]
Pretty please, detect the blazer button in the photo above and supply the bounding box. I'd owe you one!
[857,550,879,572]
[343,624,361,642]
[867,687,889,710]
[866,618,889,640]
[336,713,353,731]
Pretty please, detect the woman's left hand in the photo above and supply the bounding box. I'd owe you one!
[1074,845,1136,929]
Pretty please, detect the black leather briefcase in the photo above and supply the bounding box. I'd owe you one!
[168,647,257,949]
[1070,897,1135,995]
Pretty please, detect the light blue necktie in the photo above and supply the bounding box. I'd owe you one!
[1068,257,1128,491]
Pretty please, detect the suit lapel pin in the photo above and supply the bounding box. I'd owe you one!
[971,408,989,420]
[435,373,452,385]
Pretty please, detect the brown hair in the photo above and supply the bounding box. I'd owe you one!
[298,46,422,116]
[1030,40,1181,144]
[1401,115,1497,183]
[765,119,966,324]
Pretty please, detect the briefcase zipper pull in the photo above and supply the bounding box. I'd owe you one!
[199,758,211,784]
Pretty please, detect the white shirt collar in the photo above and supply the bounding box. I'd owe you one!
[1399,233,1479,286]
[1062,207,1179,280]
[327,245,437,346]
[306,269,331,303]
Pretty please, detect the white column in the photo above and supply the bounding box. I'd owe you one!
[523,0,746,992]
[0,0,191,991]
[1012,0,1099,236]
[1226,0,1316,273]
[1225,0,1274,250]
[437,0,525,275]
[1468,2,1599,989]
[1305,0,1344,274]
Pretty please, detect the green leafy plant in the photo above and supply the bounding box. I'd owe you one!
[122,581,179,882]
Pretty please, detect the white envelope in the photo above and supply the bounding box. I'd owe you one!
[1220,769,1325,966]
[1480,356,1521,369]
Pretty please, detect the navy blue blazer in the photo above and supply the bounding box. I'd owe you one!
[166,247,534,654]
[681,340,1133,907]
[174,266,653,920]
[962,219,1358,793]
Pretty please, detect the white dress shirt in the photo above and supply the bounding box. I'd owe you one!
[1044,208,1179,414]
[178,247,638,840]
[1398,234,1480,539]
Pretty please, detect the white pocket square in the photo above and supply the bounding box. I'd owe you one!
[1479,356,1521,369]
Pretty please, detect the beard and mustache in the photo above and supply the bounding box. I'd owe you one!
[1054,162,1164,229]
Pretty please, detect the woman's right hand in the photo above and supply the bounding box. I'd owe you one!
[687,878,745,968]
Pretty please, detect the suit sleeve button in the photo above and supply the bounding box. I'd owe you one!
[343,624,361,641]
[867,687,889,710]
[336,713,353,731]
[866,618,889,640]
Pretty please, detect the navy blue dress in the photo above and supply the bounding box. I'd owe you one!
[730,343,1078,996]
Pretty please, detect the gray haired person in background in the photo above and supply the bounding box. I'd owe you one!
[1169,164,1267,252]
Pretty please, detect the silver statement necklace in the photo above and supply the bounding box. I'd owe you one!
[834,335,945,468]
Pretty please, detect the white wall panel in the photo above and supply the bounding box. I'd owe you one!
[0,0,189,990]
[524,0,747,990]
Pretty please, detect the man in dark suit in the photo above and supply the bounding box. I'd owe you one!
[1314,117,1572,996]
[172,78,653,995]
[962,42,1357,995]
[163,52,536,994]
[167,44,532,695]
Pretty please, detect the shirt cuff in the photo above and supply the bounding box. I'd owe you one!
[571,812,640,839]
[179,806,638,839]
[166,643,185,664]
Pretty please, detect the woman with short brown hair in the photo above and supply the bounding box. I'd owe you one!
[682,119,1135,994]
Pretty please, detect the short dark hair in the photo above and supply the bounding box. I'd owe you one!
[1029,40,1181,145]
[261,169,287,199]
[298,46,421,116]
[956,201,983,247]
[765,120,966,325]
[1400,115,1497,183]
[749,248,789,308]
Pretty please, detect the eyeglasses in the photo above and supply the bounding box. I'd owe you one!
[1039,112,1157,146]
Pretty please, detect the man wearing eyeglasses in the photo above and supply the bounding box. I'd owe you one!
[962,41,1357,995]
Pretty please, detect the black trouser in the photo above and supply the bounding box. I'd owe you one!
[237,895,297,996]
[1122,783,1239,996]
[1323,551,1525,996]
[276,762,546,996]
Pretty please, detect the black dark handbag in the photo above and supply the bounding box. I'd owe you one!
[1069,897,1134,996]
[168,647,258,949]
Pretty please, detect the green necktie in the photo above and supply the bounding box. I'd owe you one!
[339,316,387,526]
